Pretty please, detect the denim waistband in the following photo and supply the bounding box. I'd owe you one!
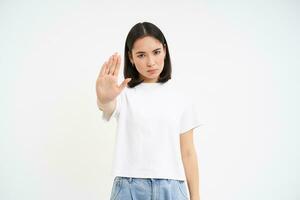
[115,176,184,183]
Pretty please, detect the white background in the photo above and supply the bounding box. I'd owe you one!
[0,0,299,199]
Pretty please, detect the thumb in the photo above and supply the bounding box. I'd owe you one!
[119,78,131,90]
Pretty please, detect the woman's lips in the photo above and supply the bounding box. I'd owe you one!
[147,69,157,73]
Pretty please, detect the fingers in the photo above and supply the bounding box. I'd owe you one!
[119,78,132,90]
[105,54,114,74]
[110,53,118,76]
[98,61,108,78]
[100,52,120,77]
[113,54,121,76]
[106,52,117,75]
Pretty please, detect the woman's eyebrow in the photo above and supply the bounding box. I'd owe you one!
[135,48,161,54]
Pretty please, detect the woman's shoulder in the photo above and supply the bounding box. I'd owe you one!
[165,79,186,95]
[170,80,196,104]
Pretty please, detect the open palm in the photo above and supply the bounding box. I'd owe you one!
[96,52,131,104]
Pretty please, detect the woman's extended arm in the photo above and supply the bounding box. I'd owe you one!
[95,52,131,119]
[97,98,116,118]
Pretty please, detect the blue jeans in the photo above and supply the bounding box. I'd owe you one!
[110,176,189,200]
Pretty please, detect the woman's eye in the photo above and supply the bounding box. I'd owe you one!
[137,51,160,58]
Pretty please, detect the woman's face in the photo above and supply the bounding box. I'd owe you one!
[129,36,166,83]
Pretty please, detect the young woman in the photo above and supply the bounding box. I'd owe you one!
[96,22,201,200]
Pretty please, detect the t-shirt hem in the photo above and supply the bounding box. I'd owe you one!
[111,171,186,181]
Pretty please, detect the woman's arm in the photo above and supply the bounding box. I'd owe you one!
[180,129,200,200]
[97,98,116,118]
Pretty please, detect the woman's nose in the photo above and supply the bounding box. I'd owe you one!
[147,56,155,67]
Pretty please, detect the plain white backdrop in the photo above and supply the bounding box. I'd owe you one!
[0,0,299,199]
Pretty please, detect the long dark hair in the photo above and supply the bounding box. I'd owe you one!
[123,22,172,88]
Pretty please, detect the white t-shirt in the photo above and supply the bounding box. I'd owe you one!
[101,79,202,181]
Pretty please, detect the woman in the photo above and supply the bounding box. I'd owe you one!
[96,22,201,200]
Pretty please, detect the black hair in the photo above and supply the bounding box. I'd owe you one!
[123,22,172,88]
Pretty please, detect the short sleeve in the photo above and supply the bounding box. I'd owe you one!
[98,91,123,122]
[179,98,203,134]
